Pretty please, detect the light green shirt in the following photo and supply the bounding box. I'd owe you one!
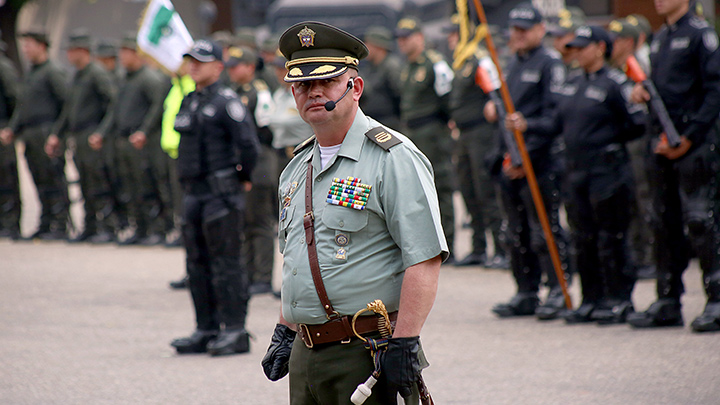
[278,109,448,325]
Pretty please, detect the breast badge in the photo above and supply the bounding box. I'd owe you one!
[280,181,298,221]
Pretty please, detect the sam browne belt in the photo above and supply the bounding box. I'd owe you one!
[297,311,398,349]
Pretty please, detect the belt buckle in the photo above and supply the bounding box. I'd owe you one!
[299,324,313,349]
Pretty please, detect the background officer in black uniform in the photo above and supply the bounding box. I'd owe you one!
[170,40,259,355]
[484,4,569,320]
[556,26,646,324]
[627,0,720,332]
[1,32,68,240]
[0,34,20,240]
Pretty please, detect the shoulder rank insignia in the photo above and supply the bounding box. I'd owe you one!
[365,127,402,151]
[293,135,316,156]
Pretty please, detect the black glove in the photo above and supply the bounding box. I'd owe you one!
[262,324,296,381]
[380,336,422,399]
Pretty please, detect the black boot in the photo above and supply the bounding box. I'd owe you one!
[564,302,598,324]
[690,301,720,333]
[592,299,634,325]
[170,329,218,354]
[169,275,189,290]
[69,228,96,243]
[207,328,250,356]
[627,298,683,328]
[536,288,566,321]
[119,230,145,245]
[454,252,487,267]
[492,293,539,317]
[487,253,510,270]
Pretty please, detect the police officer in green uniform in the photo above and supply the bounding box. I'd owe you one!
[446,19,507,268]
[51,29,116,243]
[360,26,403,131]
[1,32,68,240]
[262,22,446,404]
[226,45,279,295]
[93,34,166,245]
[92,39,127,231]
[259,36,281,93]
[0,36,20,240]
[396,17,456,262]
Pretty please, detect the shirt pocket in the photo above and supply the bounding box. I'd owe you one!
[278,204,295,254]
[321,204,369,263]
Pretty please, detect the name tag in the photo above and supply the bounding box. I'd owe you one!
[557,84,578,96]
[584,86,607,102]
[650,41,660,53]
[670,37,690,50]
[174,114,192,131]
[202,104,217,117]
[521,70,541,83]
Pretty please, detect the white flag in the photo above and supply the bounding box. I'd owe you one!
[137,0,193,73]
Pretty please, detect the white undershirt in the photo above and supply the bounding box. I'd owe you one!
[319,144,342,169]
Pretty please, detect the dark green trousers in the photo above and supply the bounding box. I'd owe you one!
[0,140,20,233]
[455,122,503,255]
[244,145,278,285]
[289,335,422,405]
[114,136,162,235]
[21,124,68,232]
[243,184,276,285]
[73,129,115,234]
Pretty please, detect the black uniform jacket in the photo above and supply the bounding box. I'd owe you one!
[553,65,646,172]
[650,11,720,145]
[175,81,259,183]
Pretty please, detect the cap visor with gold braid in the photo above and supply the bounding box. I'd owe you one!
[279,21,368,83]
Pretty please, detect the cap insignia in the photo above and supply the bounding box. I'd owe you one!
[298,26,316,48]
[288,67,303,77]
[608,20,622,33]
[397,19,417,30]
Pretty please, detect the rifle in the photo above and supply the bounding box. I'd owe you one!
[476,63,523,167]
[625,55,682,147]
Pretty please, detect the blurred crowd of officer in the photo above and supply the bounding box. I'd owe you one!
[0,0,718,334]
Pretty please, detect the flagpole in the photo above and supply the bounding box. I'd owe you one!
[470,0,572,309]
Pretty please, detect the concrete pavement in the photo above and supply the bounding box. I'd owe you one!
[1,238,718,404]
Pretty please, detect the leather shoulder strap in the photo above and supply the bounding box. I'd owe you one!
[303,161,338,320]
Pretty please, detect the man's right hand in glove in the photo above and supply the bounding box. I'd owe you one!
[262,323,296,381]
[380,336,423,399]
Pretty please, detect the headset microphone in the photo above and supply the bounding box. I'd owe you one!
[324,78,355,111]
